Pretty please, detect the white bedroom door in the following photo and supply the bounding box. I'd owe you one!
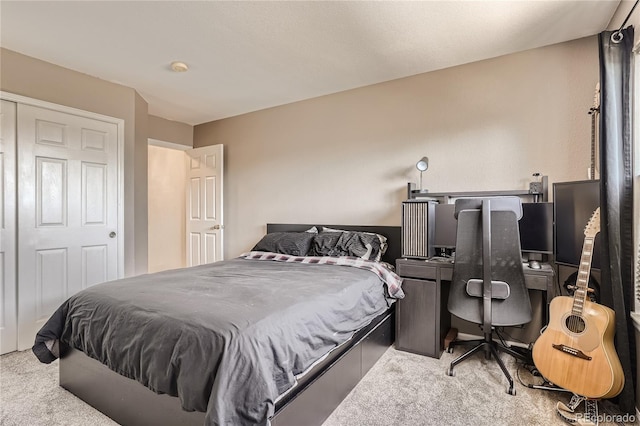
[17,103,119,350]
[0,100,17,354]
[185,144,224,266]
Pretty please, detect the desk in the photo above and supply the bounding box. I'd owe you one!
[395,258,555,358]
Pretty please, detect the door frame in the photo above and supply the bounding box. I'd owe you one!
[1,100,18,354]
[0,91,125,279]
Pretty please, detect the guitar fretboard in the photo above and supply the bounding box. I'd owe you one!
[572,236,594,316]
[589,84,599,181]
[590,112,597,180]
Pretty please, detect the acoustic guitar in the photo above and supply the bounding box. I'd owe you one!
[532,208,624,399]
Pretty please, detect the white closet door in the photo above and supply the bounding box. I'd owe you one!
[17,104,119,350]
[0,100,17,354]
[185,144,224,266]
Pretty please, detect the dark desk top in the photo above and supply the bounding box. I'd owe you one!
[397,258,554,293]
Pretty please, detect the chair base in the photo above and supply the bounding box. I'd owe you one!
[446,333,529,395]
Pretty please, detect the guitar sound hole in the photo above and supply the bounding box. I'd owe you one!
[565,315,586,333]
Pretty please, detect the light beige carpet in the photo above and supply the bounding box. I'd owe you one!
[324,347,570,426]
[0,350,116,426]
[0,346,634,425]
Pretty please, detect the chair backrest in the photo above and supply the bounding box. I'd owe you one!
[447,197,532,327]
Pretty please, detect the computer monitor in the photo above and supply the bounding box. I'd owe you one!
[433,203,457,249]
[519,202,553,255]
[433,202,554,254]
[553,180,601,269]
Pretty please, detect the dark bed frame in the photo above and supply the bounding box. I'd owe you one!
[59,224,401,426]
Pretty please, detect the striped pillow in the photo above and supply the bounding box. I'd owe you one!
[315,227,388,262]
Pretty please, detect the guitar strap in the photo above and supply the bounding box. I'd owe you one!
[563,271,600,303]
[556,395,599,426]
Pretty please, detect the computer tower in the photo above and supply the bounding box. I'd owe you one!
[401,200,436,259]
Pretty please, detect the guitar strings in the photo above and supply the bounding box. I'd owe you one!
[568,236,594,336]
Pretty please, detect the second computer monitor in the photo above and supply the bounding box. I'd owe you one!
[553,180,600,269]
[519,202,554,255]
[433,203,457,249]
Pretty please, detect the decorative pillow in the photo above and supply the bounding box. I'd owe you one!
[319,227,388,261]
[310,232,344,257]
[252,232,316,256]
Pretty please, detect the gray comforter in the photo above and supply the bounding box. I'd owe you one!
[33,257,397,425]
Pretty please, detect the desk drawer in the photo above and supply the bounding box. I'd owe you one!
[397,262,437,280]
[440,267,453,281]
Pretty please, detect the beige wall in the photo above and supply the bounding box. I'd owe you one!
[149,115,193,148]
[148,145,187,272]
[0,48,148,276]
[195,36,600,258]
[146,115,192,271]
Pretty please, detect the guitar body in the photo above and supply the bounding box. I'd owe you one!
[533,296,624,399]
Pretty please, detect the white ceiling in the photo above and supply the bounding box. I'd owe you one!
[0,1,622,125]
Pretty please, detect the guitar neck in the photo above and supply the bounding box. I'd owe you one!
[590,112,597,180]
[572,236,595,315]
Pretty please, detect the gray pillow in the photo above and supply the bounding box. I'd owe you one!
[313,229,386,261]
[310,232,344,257]
[252,232,316,256]
[314,226,387,262]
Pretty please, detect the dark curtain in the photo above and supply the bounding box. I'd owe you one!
[598,27,635,414]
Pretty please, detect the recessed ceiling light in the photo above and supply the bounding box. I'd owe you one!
[170,61,189,72]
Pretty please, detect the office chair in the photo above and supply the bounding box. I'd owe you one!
[446,197,532,395]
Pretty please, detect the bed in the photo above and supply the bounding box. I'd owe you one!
[34,224,401,426]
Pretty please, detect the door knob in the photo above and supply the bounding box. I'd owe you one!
[109,231,116,238]
[211,225,224,230]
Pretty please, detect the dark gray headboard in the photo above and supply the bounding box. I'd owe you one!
[266,224,401,265]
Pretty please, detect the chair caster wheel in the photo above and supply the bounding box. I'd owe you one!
[446,347,453,354]
[446,367,455,377]
[507,387,516,396]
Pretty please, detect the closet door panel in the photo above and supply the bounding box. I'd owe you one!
[17,104,119,350]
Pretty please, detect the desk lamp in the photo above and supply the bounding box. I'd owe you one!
[416,157,429,192]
